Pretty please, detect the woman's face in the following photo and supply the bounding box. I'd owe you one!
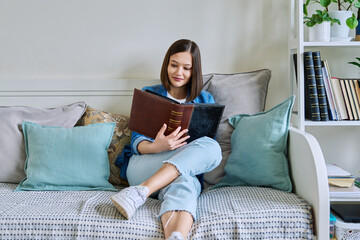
[167,51,192,90]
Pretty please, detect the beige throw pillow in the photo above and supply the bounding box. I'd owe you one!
[77,107,131,186]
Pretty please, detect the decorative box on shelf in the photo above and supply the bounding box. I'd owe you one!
[333,213,360,239]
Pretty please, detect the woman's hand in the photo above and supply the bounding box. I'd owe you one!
[137,124,190,154]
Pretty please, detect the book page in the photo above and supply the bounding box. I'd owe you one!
[326,163,352,177]
[328,178,355,188]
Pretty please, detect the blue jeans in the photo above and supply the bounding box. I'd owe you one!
[126,136,222,220]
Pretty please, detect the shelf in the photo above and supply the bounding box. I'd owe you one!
[303,41,360,47]
[329,185,360,202]
[289,40,360,49]
[330,198,360,203]
[304,120,360,127]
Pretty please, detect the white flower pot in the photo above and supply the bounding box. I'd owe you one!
[308,22,331,42]
[329,11,352,39]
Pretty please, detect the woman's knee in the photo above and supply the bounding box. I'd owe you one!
[191,137,222,164]
[192,136,221,152]
[126,154,163,186]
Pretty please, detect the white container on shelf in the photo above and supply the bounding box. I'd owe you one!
[335,216,360,239]
[329,11,353,40]
[308,22,331,42]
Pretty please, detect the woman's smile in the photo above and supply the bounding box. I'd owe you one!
[172,77,183,82]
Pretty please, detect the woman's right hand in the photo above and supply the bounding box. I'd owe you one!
[137,124,190,154]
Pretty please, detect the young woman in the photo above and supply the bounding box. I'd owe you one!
[111,39,222,240]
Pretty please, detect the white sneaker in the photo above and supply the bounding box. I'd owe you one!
[110,185,149,219]
[166,232,185,240]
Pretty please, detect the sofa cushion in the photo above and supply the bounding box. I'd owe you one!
[0,183,313,239]
[0,102,87,183]
[213,96,294,192]
[202,69,271,185]
[15,122,116,191]
[76,107,131,186]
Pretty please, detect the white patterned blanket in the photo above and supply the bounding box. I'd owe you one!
[0,183,313,239]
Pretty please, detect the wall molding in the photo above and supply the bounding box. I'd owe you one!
[0,78,160,115]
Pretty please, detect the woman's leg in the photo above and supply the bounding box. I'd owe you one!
[126,150,184,196]
[162,137,222,177]
[111,137,221,220]
[111,150,183,219]
[158,174,201,239]
[126,136,221,195]
[161,211,193,239]
[140,163,179,197]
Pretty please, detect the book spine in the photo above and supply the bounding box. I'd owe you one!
[312,51,329,121]
[349,79,360,120]
[165,104,193,136]
[304,51,321,121]
[355,177,360,188]
[321,65,337,120]
[323,60,340,120]
[323,60,341,120]
[345,79,359,120]
[331,77,349,120]
[340,79,354,120]
[354,79,360,113]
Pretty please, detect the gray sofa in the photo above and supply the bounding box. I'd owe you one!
[0,70,329,239]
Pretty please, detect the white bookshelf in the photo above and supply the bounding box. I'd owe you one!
[289,0,360,236]
[288,0,360,130]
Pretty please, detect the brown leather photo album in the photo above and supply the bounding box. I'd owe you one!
[129,88,225,142]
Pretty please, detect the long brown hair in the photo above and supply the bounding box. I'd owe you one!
[160,39,203,102]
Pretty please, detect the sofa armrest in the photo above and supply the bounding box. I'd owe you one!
[288,127,329,240]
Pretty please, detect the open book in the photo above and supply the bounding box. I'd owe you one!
[129,88,225,142]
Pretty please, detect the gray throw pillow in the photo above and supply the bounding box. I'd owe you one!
[0,102,87,183]
[203,69,271,186]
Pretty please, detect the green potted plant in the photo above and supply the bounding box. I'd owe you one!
[304,0,340,41]
[304,9,340,27]
[328,0,360,39]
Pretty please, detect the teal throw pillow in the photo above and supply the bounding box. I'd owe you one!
[213,96,295,192]
[16,122,116,191]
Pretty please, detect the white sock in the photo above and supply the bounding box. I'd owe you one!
[166,231,184,240]
[135,185,149,198]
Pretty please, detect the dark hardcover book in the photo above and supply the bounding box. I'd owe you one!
[128,88,225,142]
[331,204,360,223]
[304,51,321,121]
[293,53,298,85]
[312,51,329,121]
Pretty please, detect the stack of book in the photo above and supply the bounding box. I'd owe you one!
[300,51,360,121]
[355,177,360,188]
[331,77,360,121]
[326,163,360,199]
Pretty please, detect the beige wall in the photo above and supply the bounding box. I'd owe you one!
[0,0,289,108]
